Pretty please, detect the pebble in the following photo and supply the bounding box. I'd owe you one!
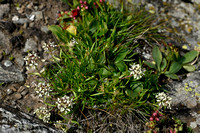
[29,22,34,27]
[23,38,38,52]
[6,89,13,95]
[21,89,29,96]
[3,60,12,67]
[41,26,49,33]
[12,15,19,21]
[14,93,22,100]
[31,11,43,21]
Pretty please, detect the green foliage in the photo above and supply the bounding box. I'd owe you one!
[30,0,196,132]
[144,45,198,79]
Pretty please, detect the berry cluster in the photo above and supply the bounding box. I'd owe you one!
[149,110,163,122]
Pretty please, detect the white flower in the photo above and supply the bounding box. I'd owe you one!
[34,106,51,123]
[56,95,72,114]
[35,81,52,98]
[24,52,40,70]
[42,41,57,52]
[129,63,145,80]
[156,92,172,109]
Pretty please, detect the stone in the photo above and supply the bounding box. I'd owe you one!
[41,26,50,34]
[0,4,9,19]
[3,60,12,67]
[169,71,200,109]
[0,105,64,133]
[0,65,24,83]
[21,89,29,96]
[13,93,22,100]
[6,89,13,95]
[31,11,43,21]
[14,54,25,69]
[24,38,38,52]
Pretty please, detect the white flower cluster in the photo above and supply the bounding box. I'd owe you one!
[35,82,52,98]
[54,120,68,132]
[156,92,172,109]
[68,38,78,47]
[34,106,51,123]
[129,63,145,80]
[42,41,57,52]
[24,52,40,70]
[56,95,72,114]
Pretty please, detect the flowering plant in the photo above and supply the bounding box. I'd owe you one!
[24,0,193,132]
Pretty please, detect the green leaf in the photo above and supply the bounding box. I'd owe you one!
[48,25,69,43]
[183,65,196,72]
[165,73,179,79]
[161,58,167,71]
[90,92,104,96]
[114,49,129,64]
[126,83,143,99]
[152,46,162,71]
[115,61,126,72]
[144,61,156,69]
[179,50,198,64]
[100,68,112,77]
[89,19,98,33]
[168,61,182,74]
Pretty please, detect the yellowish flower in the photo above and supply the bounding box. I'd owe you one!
[66,25,77,36]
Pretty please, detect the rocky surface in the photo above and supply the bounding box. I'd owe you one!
[0,105,64,133]
[0,0,200,132]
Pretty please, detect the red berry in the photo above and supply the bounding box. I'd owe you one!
[85,6,88,9]
[152,112,157,117]
[155,117,159,121]
[80,0,83,4]
[58,13,62,17]
[150,117,154,121]
[84,1,87,4]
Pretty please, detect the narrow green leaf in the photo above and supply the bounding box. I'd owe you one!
[179,50,198,64]
[48,25,69,43]
[90,93,104,96]
[161,58,167,71]
[144,61,156,69]
[168,62,182,74]
[152,46,162,71]
[165,73,179,79]
[183,65,196,72]
[114,49,129,64]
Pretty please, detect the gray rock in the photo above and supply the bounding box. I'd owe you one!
[0,66,24,83]
[13,93,22,100]
[0,31,11,55]
[3,60,12,67]
[24,38,38,52]
[6,89,13,95]
[31,11,43,21]
[41,26,50,34]
[0,4,10,19]
[14,54,25,69]
[0,105,64,133]
[169,71,200,109]
[13,18,29,25]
